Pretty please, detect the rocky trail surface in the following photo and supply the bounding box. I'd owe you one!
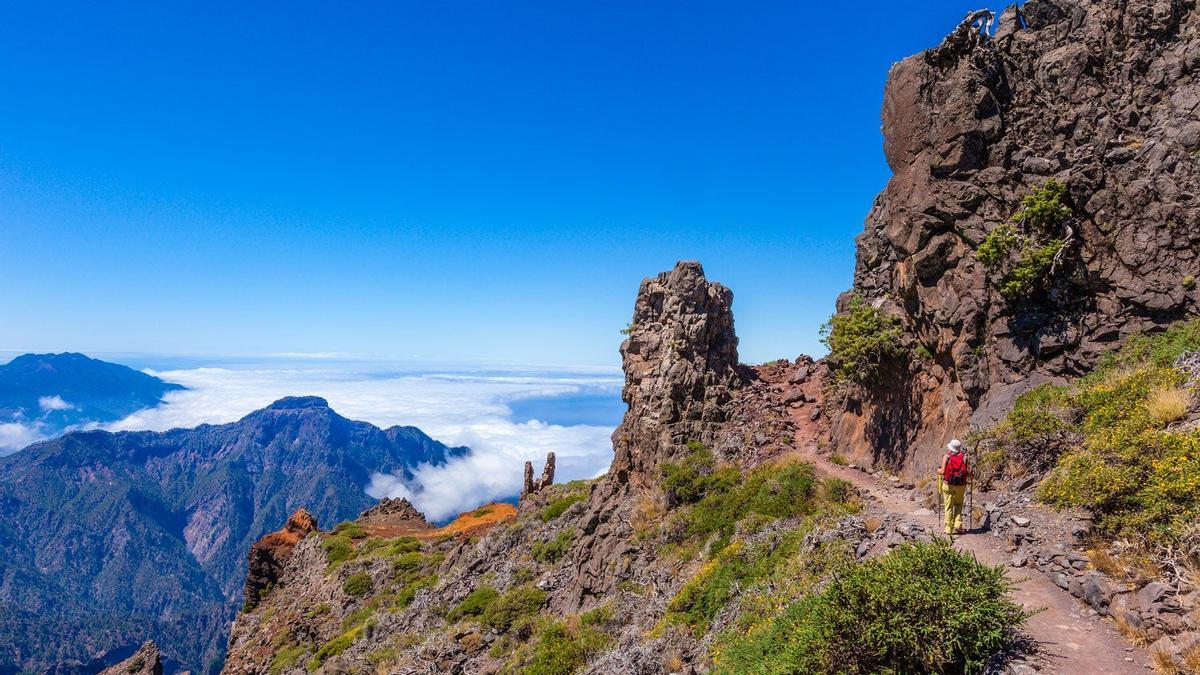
[782,392,1152,673]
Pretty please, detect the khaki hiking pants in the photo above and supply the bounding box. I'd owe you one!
[941,482,966,534]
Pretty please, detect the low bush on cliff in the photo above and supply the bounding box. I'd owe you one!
[481,585,547,635]
[979,319,1200,546]
[522,614,613,675]
[531,528,575,564]
[448,586,500,622]
[820,295,906,385]
[541,491,587,521]
[712,541,1027,674]
[663,531,842,636]
[977,180,1072,301]
[342,572,372,597]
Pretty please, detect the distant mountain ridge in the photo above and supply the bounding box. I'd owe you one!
[0,395,469,674]
[0,352,185,453]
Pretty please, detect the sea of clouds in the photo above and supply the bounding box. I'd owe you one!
[2,360,623,521]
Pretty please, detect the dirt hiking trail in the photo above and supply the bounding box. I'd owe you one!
[795,431,1152,673]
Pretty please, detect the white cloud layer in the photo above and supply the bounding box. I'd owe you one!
[38,395,74,411]
[0,422,50,453]
[97,363,622,521]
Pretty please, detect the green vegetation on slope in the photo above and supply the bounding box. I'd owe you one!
[820,295,906,386]
[657,443,857,557]
[713,541,1027,674]
[974,318,1200,546]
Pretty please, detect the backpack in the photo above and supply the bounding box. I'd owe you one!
[944,452,967,485]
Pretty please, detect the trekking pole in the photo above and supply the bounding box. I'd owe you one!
[937,476,943,533]
[967,475,974,533]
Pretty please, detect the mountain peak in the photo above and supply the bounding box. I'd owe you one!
[265,396,330,411]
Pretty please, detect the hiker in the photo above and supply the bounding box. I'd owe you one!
[938,439,971,535]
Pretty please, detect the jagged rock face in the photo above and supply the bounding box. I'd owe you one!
[520,451,556,500]
[98,641,162,675]
[563,262,743,607]
[609,260,742,486]
[832,0,1200,475]
[359,496,425,522]
[242,509,318,611]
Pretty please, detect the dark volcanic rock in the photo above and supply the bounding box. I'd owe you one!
[831,0,1200,475]
[520,451,556,500]
[608,260,742,486]
[98,641,163,675]
[0,398,468,674]
[569,261,744,606]
[360,496,427,522]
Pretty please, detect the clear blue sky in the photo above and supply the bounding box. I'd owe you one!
[0,1,998,366]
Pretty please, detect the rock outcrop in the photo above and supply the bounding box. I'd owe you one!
[831,0,1200,475]
[98,641,162,675]
[242,509,318,610]
[521,451,556,499]
[609,260,743,486]
[359,497,426,522]
[565,261,745,606]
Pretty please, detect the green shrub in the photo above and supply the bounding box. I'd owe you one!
[675,459,828,555]
[713,541,1027,674]
[1013,178,1071,231]
[269,644,307,675]
[322,535,356,569]
[331,521,368,539]
[531,528,574,564]
[308,624,366,669]
[967,383,1074,476]
[523,619,612,675]
[660,441,727,506]
[971,318,1200,546]
[378,536,422,559]
[388,550,442,609]
[343,572,372,598]
[997,239,1064,299]
[307,603,330,619]
[447,586,500,622]
[667,535,801,635]
[977,180,1073,301]
[977,223,1020,271]
[820,295,906,385]
[481,585,547,634]
[541,492,586,521]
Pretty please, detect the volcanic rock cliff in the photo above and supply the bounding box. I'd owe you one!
[829,0,1200,475]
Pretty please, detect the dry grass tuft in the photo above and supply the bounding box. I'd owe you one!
[1182,645,1200,674]
[632,491,666,538]
[1087,544,1161,583]
[662,650,685,673]
[1150,647,1181,674]
[1088,547,1123,576]
[1113,613,1152,647]
[1148,387,1190,425]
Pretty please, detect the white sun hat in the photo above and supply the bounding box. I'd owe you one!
[947,439,963,453]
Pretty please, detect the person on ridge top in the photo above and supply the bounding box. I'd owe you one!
[938,439,971,536]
